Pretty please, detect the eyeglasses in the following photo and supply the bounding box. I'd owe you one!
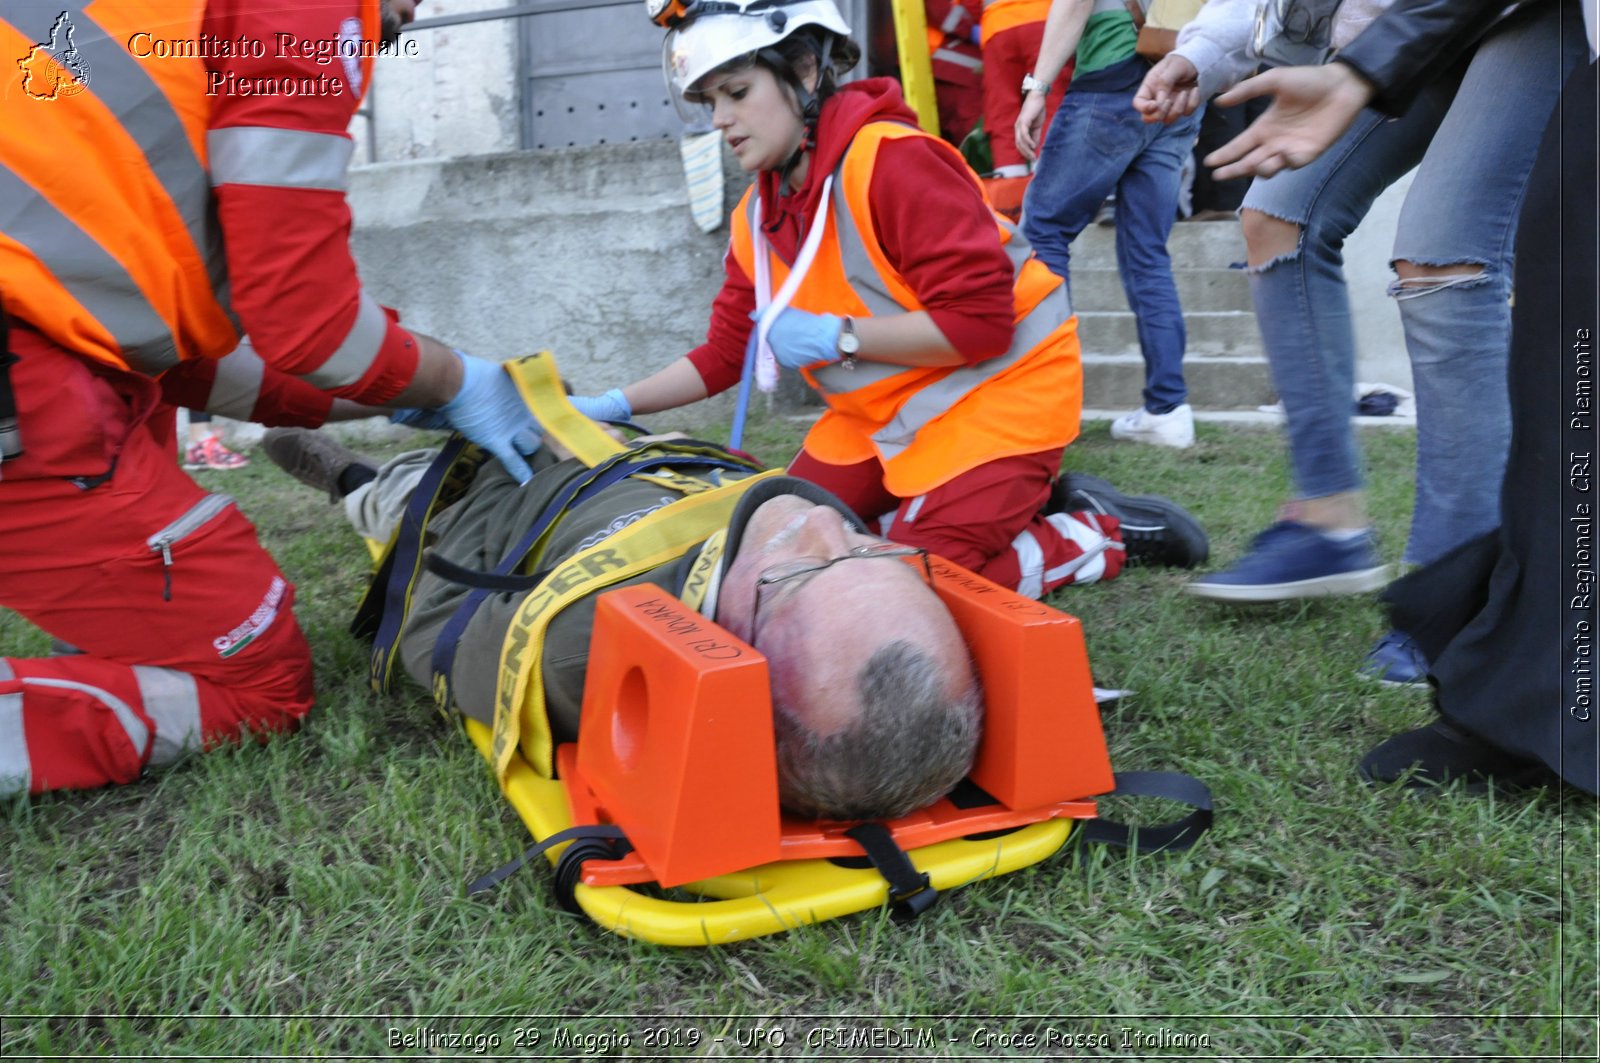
[750,542,932,642]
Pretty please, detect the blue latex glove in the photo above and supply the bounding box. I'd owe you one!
[388,407,450,431]
[763,307,844,371]
[437,352,542,483]
[569,388,631,423]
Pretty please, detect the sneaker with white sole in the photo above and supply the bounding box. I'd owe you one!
[1049,472,1209,568]
[1185,521,1390,602]
[1110,404,1195,449]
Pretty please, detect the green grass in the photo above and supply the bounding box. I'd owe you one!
[2,415,1595,1060]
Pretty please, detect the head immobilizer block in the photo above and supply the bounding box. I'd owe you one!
[559,555,1114,890]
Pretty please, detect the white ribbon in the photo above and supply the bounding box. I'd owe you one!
[749,174,835,393]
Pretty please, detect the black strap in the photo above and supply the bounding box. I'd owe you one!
[844,822,938,922]
[1076,771,1213,853]
[466,824,632,908]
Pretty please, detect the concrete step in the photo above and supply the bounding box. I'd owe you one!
[1071,267,1252,314]
[1077,310,1264,358]
[1082,354,1277,412]
[1065,218,1247,270]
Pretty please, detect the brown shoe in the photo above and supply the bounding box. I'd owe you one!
[261,427,377,501]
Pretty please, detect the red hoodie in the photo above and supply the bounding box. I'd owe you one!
[686,78,1016,396]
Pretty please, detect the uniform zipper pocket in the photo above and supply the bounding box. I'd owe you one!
[147,494,235,601]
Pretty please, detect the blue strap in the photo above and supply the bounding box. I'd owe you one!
[366,435,475,693]
[728,328,760,451]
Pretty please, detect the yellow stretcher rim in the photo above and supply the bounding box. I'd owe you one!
[463,719,1076,947]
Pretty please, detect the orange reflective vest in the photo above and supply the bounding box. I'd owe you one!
[729,121,1082,498]
[0,0,377,378]
[979,0,1053,46]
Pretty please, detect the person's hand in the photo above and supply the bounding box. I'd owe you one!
[1204,63,1375,181]
[568,388,632,424]
[1014,90,1048,162]
[1133,54,1202,124]
[437,352,542,483]
[388,407,451,431]
[764,307,843,371]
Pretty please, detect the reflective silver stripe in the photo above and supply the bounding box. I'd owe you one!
[871,344,1036,457]
[1012,284,1073,353]
[0,660,13,682]
[207,339,266,419]
[296,291,389,390]
[207,126,354,192]
[940,6,967,32]
[0,165,181,374]
[5,3,227,298]
[931,47,984,71]
[1043,512,1112,586]
[1012,528,1045,599]
[995,212,1036,278]
[0,691,29,797]
[134,666,202,768]
[21,677,150,761]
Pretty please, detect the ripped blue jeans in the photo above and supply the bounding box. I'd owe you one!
[1240,0,1586,566]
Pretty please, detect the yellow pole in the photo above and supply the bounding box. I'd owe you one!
[889,0,941,137]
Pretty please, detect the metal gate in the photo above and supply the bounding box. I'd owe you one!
[516,0,878,150]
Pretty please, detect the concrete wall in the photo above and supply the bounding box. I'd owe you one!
[349,0,520,166]
[348,142,748,402]
[346,142,1418,401]
[342,0,1418,397]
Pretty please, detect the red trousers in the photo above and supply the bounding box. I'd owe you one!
[788,447,1124,597]
[0,336,313,797]
[983,21,1069,173]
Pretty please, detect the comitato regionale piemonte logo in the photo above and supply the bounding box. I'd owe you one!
[17,10,91,100]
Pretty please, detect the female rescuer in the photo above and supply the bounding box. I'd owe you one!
[571,0,1206,597]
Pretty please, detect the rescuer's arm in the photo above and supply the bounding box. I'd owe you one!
[200,0,539,479]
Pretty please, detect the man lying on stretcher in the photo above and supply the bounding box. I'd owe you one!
[264,407,1197,821]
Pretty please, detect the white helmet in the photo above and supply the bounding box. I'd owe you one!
[656,0,852,97]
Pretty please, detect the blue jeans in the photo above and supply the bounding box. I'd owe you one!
[1022,86,1200,414]
[1242,1,1586,566]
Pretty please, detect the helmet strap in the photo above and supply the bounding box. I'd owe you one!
[757,35,834,185]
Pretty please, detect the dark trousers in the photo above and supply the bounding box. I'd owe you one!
[1384,59,1598,794]
[1192,95,1267,213]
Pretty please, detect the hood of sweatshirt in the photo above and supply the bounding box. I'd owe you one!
[755,77,921,259]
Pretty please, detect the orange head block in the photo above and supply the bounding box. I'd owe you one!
[574,584,783,887]
[924,556,1114,809]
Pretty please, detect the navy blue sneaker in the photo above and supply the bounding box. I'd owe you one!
[1358,630,1429,686]
[1185,521,1390,602]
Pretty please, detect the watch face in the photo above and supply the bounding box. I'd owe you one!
[838,325,861,355]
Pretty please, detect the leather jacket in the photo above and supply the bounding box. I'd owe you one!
[1335,0,1542,114]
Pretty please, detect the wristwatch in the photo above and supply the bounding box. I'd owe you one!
[1021,73,1052,95]
[835,316,860,369]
